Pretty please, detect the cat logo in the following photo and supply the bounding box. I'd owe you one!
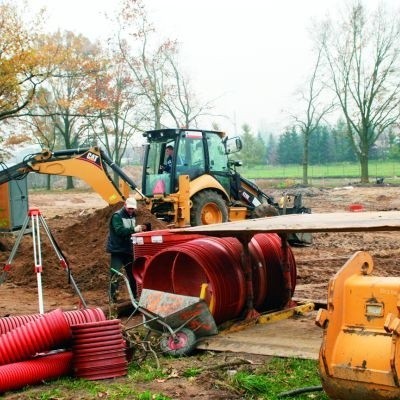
[78,151,102,168]
[86,152,99,163]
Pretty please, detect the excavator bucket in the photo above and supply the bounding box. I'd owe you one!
[316,251,400,400]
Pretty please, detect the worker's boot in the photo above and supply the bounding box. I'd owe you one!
[108,286,119,318]
[108,302,118,319]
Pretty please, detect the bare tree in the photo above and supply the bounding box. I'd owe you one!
[292,47,335,185]
[115,0,176,130]
[163,55,215,128]
[318,1,400,182]
[84,51,145,179]
[114,0,214,130]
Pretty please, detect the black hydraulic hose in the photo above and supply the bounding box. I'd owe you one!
[0,161,30,184]
[100,150,138,190]
[52,147,140,193]
[277,385,323,398]
[52,148,90,157]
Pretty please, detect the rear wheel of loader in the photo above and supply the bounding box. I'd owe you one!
[191,190,228,226]
[252,203,279,218]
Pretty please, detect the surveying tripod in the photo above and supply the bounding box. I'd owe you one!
[0,208,87,314]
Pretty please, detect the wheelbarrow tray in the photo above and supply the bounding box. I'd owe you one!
[138,289,218,337]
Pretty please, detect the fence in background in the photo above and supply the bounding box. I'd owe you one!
[25,161,400,190]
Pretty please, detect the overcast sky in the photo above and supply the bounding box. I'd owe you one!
[20,0,395,135]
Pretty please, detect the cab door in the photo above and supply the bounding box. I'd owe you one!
[204,131,231,193]
[142,142,173,196]
[175,131,206,181]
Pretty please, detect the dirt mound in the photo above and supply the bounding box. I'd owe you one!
[0,204,167,294]
[2,185,400,311]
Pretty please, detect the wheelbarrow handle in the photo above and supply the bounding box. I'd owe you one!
[110,268,175,336]
[110,268,140,309]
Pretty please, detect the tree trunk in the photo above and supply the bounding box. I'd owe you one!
[66,176,74,189]
[360,155,369,183]
[302,134,309,185]
[154,106,162,129]
[302,162,308,186]
[46,175,51,191]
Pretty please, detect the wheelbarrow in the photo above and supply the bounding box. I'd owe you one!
[111,269,218,356]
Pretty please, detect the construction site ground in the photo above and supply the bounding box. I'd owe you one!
[0,183,399,398]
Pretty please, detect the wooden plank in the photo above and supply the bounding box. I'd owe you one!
[196,312,322,360]
[174,211,400,236]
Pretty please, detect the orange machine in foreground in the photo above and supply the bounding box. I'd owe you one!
[316,251,400,400]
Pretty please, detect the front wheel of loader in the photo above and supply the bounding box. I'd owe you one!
[190,190,228,226]
[160,328,196,356]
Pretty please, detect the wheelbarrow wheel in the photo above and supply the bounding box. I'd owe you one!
[160,328,196,356]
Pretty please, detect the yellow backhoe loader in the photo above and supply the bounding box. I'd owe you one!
[0,128,311,244]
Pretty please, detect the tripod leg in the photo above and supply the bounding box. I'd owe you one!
[0,215,30,284]
[39,215,87,308]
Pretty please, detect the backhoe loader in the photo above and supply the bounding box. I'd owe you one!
[0,128,311,243]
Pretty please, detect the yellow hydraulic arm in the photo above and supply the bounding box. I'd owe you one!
[0,147,142,205]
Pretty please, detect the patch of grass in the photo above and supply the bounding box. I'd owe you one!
[13,376,165,400]
[56,376,108,392]
[128,361,168,382]
[240,160,400,179]
[241,161,400,185]
[25,377,111,398]
[136,391,171,400]
[3,356,330,399]
[232,372,270,393]
[182,367,202,377]
[231,357,329,400]
[22,388,64,400]
[55,377,141,398]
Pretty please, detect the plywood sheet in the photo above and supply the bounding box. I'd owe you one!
[176,211,400,236]
[196,312,322,359]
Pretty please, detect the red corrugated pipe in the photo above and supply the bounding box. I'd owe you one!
[0,309,71,366]
[0,350,73,393]
[142,233,296,324]
[0,308,106,335]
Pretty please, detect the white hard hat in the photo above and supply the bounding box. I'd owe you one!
[125,197,137,209]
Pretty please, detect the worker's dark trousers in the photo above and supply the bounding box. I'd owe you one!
[109,253,136,302]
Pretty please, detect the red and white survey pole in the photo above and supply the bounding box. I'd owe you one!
[30,208,45,314]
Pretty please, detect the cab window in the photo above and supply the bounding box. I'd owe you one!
[144,142,172,196]
[176,133,205,180]
[206,132,228,172]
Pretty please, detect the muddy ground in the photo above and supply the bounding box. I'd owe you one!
[0,184,399,398]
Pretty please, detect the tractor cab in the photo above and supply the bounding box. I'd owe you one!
[142,128,241,198]
[140,128,311,237]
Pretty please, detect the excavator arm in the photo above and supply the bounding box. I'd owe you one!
[0,147,143,205]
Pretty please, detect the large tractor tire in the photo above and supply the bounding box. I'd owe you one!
[190,190,228,226]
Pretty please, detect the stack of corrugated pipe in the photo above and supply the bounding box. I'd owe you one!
[133,231,297,324]
[132,229,205,296]
[0,307,128,394]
